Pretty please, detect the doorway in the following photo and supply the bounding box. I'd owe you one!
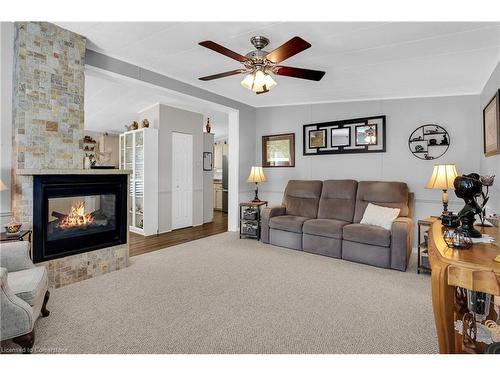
[171,132,193,230]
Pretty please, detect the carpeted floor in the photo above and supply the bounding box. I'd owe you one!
[31,232,437,353]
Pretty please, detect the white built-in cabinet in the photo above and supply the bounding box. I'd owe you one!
[119,128,158,236]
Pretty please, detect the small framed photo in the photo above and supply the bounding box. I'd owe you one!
[331,127,351,147]
[203,152,213,171]
[355,124,378,146]
[262,133,295,167]
[309,129,327,148]
[483,89,500,157]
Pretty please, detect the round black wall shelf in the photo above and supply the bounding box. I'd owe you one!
[408,124,450,160]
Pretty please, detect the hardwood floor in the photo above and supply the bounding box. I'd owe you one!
[129,211,228,257]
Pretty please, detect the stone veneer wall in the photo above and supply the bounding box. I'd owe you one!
[12,22,86,224]
[11,22,128,288]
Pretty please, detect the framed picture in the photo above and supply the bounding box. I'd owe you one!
[262,133,295,167]
[483,89,500,157]
[331,127,351,147]
[203,152,213,171]
[303,115,386,156]
[355,124,378,146]
[308,129,327,148]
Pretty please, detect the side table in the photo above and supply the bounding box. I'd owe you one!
[0,230,32,243]
[239,201,268,240]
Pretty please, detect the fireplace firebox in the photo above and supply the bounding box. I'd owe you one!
[33,174,128,263]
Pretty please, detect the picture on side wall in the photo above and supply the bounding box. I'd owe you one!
[303,115,386,156]
[483,89,500,157]
[309,129,327,148]
[203,152,213,171]
[262,133,295,167]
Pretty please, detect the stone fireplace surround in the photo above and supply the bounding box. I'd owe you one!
[11,22,130,288]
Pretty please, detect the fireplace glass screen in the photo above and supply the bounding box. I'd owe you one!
[47,194,116,241]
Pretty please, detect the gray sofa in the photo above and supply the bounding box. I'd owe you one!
[261,180,414,271]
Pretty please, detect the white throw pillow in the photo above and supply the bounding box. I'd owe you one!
[360,203,400,230]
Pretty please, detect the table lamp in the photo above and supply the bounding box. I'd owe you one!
[247,166,267,202]
[425,164,458,216]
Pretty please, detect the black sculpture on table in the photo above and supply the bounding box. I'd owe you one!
[454,173,483,238]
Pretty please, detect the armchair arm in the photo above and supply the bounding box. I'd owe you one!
[0,241,35,272]
[261,205,286,243]
[0,267,35,341]
[390,217,413,271]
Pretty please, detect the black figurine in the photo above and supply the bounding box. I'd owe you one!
[454,173,483,238]
[441,134,449,145]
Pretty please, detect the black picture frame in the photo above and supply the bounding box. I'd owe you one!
[308,129,327,149]
[203,152,213,171]
[303,115,386,156]
[355,124,378,146]
[330,127,351,147]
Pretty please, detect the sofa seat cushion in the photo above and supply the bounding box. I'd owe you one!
[303,219,349,239]
[343,223,391,247]
[269,215,309,234]
[7,266,48,306]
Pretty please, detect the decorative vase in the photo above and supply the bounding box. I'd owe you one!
[141,119,149,128]
[205,118,211,133]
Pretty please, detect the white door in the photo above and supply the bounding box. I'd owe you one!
[172,132,193,230]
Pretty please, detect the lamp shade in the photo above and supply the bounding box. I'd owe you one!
[0,179,7,192]
[425,164,458,190]
[247,166,267,183]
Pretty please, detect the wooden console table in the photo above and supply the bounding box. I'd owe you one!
[428,220,500,353]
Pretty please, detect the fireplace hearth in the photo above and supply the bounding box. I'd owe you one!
[33,174,128,263]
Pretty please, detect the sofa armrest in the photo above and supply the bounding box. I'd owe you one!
[0,267,35,341]
[261,205,286,243]
[0,241,35,272]
[390,217,413,271]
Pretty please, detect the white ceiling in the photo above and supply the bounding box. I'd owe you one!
[84,68,229,136]
[58,22,500,107]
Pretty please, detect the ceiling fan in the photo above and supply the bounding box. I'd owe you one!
[198,36,326,95]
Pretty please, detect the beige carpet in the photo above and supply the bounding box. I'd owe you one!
[31,232,437,353]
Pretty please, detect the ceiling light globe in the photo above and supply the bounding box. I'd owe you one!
[253,70,266,87]
[241,73,255,90]
[264,74,277,89]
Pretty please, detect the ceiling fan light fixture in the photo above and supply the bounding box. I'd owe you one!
[241,70,277,93]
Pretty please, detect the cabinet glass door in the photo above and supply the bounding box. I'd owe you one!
[134,130,144,230]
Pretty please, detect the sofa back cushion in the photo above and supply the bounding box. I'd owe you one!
[318,180,358,222]
[353,181,409,223]
[283,180,323,218]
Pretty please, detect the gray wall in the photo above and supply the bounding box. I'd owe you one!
[255,95,482,222]
[156,104,204,232]
[479,60,500,213]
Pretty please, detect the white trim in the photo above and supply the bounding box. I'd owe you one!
[228,111,239,232]
[254,92,480,108]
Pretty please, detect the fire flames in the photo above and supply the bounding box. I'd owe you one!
[58,201,94,229]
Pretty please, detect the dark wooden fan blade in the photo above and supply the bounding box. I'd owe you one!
[265,36,311,63]
[199,41,249,63]
[274,66,325,81]
[199,69,246,81]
